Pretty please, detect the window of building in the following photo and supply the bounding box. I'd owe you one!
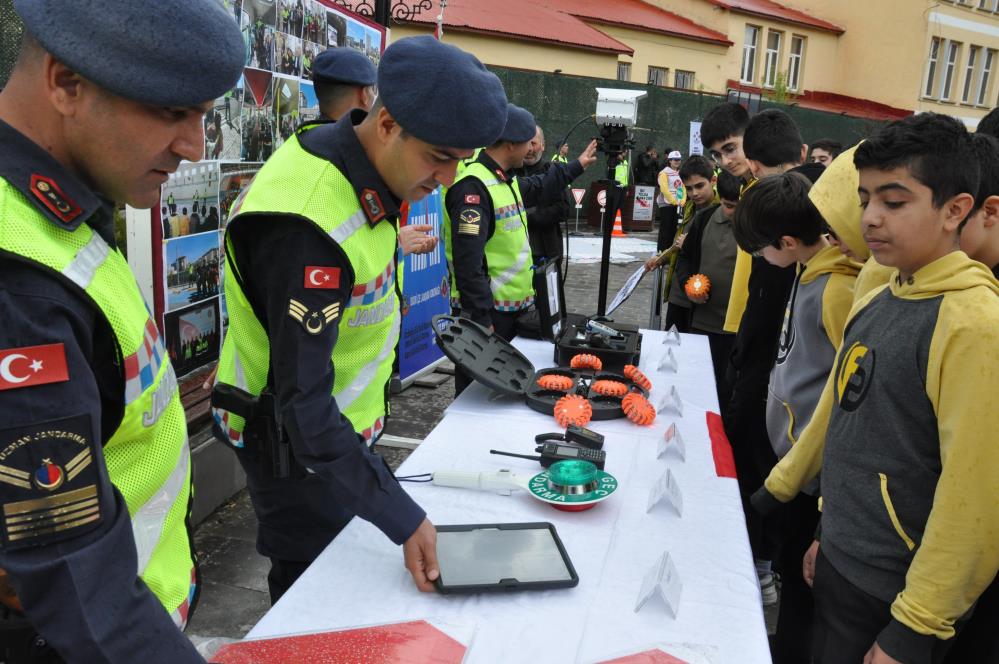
[675,70,696,89]
[925,38,941,98]
[763,30,783,88]
[617,61,632,82]
[978,0,989,7]
[788,35,805,91]
[963,45,980,103]
[648,66,669,87]
[978,48,996,105]
[940,40,961,100]
[741,25,759,83]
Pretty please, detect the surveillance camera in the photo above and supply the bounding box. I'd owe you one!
[595,88,647,128]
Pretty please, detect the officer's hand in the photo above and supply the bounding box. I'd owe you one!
[403,518,440,592]
[577,140,599,169]
[399,224,439,256]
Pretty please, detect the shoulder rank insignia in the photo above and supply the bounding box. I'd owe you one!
[458,209,481,236]
[0,414,103,551]
[361,188,386,224]
[30,174,82,224]
[288,299,340,335]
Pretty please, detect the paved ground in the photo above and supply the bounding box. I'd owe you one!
[187,228,779,645]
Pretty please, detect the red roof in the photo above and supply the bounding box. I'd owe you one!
[386,0,635,55]
[726,80,910,121]
[708,0,844,34]
[542,0,732,46]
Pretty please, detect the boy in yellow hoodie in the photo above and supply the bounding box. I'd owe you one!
[752,113,999,663]
[734,172,862,664]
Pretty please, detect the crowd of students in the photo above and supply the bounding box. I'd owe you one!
[649,104,999,663]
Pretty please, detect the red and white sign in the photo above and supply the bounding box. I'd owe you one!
[571,188,586,208]
[597,190,607,208]
[304,266,341,289]
[0,343,70,391]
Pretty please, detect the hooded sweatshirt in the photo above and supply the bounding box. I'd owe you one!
[765,245,861,466]
[754,251,999,660]
[808,143,894,302]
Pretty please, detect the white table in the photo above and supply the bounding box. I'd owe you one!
[247,331,770,663]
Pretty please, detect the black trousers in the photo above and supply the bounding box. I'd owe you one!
[232,447,353,605]
[813,551,958,664]
[662,303,692,333]
[657,205,680,251]
[705,331,735,415]
[770,493,820,664]
[453,309,519,397]
[943,576,999,663]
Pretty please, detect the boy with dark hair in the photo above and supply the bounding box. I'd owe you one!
[753,112,999,664]
[724,108,824,609]
[943,130,999,664]
[809,139,843,167]
[742,109,808,177]
[976,106,999,139]
[646,155,717,332]
[673,169,741,407]
[734,172,861,664]
[701,102,752,178]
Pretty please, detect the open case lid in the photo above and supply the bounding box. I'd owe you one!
[432,315,536,398]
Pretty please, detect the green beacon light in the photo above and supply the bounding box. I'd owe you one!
[528,460,619,512]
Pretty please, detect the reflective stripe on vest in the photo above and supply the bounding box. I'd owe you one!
[0,178,195,623]
[443,161,535,311]
[215,131,398,444]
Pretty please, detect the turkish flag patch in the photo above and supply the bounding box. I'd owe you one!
[304,266,340,289]
[0,344,70,391]
[464,194,480,205]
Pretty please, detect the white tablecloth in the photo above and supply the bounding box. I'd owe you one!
[247,331,770,663]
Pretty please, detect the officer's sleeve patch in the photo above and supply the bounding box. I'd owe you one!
[458,208,482,236]
[288,298,340,335]
[0,414,104,551]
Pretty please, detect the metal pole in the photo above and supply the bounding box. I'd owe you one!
[595,181,623,317]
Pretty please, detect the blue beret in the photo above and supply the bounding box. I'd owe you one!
[313,48,376,87]
[499,104,536,143]
[14,0,244,107]
[378,36,507,149]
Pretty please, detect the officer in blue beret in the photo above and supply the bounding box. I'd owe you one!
[211,35,508,603]
[0,1,242,662]
[312,49,378,121]
[443,104,598,395]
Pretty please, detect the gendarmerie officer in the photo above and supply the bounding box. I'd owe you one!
[443,104,597,395]
[311,48,377,122]
[211,36,508,602]
[0,1,242,662]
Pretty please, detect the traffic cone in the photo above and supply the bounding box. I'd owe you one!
[612,209,627,237]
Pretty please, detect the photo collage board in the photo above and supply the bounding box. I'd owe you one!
[159,0,385,377]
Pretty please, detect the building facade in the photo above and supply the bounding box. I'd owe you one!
[360,0,999,126]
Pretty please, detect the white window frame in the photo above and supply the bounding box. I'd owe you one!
[925,37,941,98]
[675,70,696,89]
[788,35,805,91]
[763,30,783,88]
[617,61,632,82]
[978,48,996,105]
[963,45,980,103]
[741,25,760,83]
[940,40,961,101]
[648,65,669,87]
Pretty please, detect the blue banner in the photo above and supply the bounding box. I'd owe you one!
[398,188,451,383]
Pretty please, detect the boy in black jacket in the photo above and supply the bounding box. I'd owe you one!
[674,170,741,407]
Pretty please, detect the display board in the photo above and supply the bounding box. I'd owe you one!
[397,190,450,386]
[154,0,386,378]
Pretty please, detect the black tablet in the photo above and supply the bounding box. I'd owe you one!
[434,522,579,594]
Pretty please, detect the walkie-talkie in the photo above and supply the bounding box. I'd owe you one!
[490,442,606,470]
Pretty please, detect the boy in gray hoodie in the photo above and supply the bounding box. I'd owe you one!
[734,171,862,664]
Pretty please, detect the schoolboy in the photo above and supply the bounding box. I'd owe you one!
[724,109,825,606]
[753,113,999,664]
[942,130,999,664]
[649,155,718,332]
[673,170,741,407]
[734,172,861,664]
[701,102,752,179]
